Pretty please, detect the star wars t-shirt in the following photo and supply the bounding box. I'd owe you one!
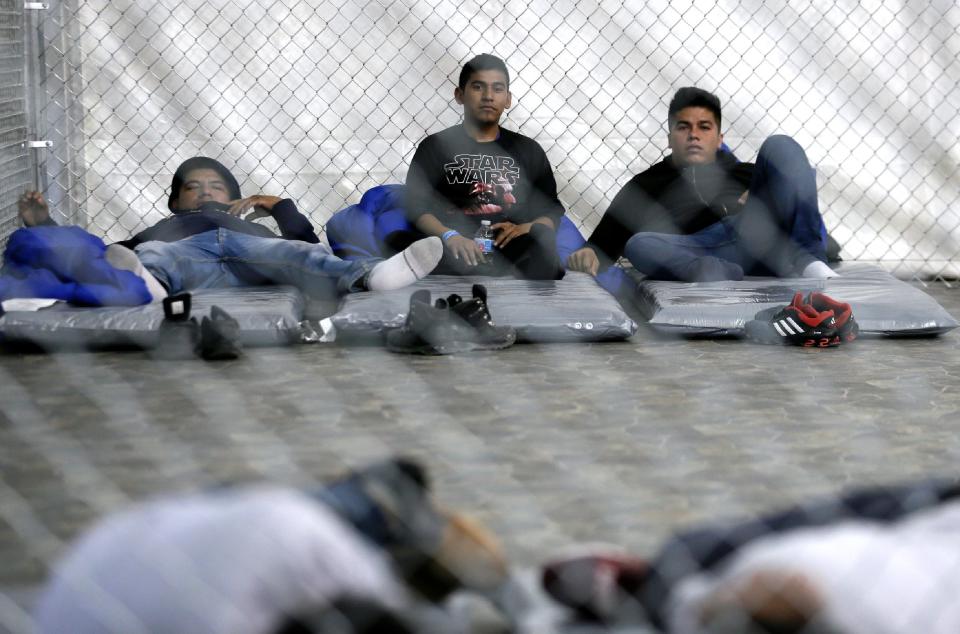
[405,125,565,235]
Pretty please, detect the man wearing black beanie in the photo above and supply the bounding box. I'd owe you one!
[167,156,243,209]
[18,157,442,300]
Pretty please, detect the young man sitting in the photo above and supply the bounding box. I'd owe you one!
[17,157,441,301]
[566,87,837,282]
[402,54,566,280]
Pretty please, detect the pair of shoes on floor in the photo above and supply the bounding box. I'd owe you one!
[313,457,509,603]
[155,293,243,360]
[386,284,516,355]
[745,291,859,347]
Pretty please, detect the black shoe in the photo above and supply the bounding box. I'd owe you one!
[384,289,473,355]
[386,286,516,355]
[155,293,199,359]
[385,289,451,355]
[199,305,242,360]
[445,284,516,351]
[745,292,840,347]
[806,292,859,343]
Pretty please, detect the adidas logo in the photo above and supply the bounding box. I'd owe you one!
[772,313,835,338]
[772,315,807,337]
[746,291,846,347]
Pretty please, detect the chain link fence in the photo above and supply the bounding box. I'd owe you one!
[0,0,32,244]
[3,4,960,631]
[9,0,958,279]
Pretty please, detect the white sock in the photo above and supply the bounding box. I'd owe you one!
[801,260,838,279]
[105,244,169,302]
[366,236,442,291]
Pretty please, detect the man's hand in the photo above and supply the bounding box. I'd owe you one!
[491,221,533,249]
[18,190,51,227]
[446,234,484,266]
[226,195,283,219]
[566,247,600,276]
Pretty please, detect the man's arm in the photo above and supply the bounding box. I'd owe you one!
[405,138,484,266]
[231,196,320,244]
[18,191,57,227]
[495,140,563,248]
[565,246,601,276]
[525,145,566,227]
[269,198,320,243]
[566,176,654,274]
[413,212,482,267]
[491,215,554,249]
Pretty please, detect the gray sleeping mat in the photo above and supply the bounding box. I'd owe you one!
[635,262,958,336]
[332,272,638,342]
[0,286,306,350]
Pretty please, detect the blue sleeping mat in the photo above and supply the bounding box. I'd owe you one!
[0,286,306,350]
[332,272,638,342]
[634,263,958,336]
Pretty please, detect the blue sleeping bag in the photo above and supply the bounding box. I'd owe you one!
[325,184,634,297]
[0,226,151,306]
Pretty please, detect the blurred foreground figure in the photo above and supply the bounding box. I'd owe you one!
[543,478,960,633]
[35,457,508,634]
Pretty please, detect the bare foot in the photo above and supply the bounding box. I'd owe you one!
[699,569,823,632]
[18,190,51,227]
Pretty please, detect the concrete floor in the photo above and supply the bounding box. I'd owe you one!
[1,283,959,629]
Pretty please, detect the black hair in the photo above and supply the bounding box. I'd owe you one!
[458,54,510,90]
[167,156,241,210]
[668,87,722,129]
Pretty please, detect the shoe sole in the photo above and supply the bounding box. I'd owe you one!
[745,319,841,347]
[744,319,787,345]
[386,338,516,355]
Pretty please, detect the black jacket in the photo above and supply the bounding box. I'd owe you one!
[587,152,754,267]
[114,199,319,249]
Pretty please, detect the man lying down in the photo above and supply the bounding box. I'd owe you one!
[9,157,441,305]
[34,457,511,633]
[543,477,960,634]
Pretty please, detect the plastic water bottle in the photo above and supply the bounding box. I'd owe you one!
[474,220,494,263]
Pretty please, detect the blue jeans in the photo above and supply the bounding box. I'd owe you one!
[624,135,828,280]
[135,229,375,296]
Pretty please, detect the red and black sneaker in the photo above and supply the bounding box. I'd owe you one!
[806,292,859,343]
[745,292,841,347]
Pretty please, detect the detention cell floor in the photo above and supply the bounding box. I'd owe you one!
[1,283,958,626]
